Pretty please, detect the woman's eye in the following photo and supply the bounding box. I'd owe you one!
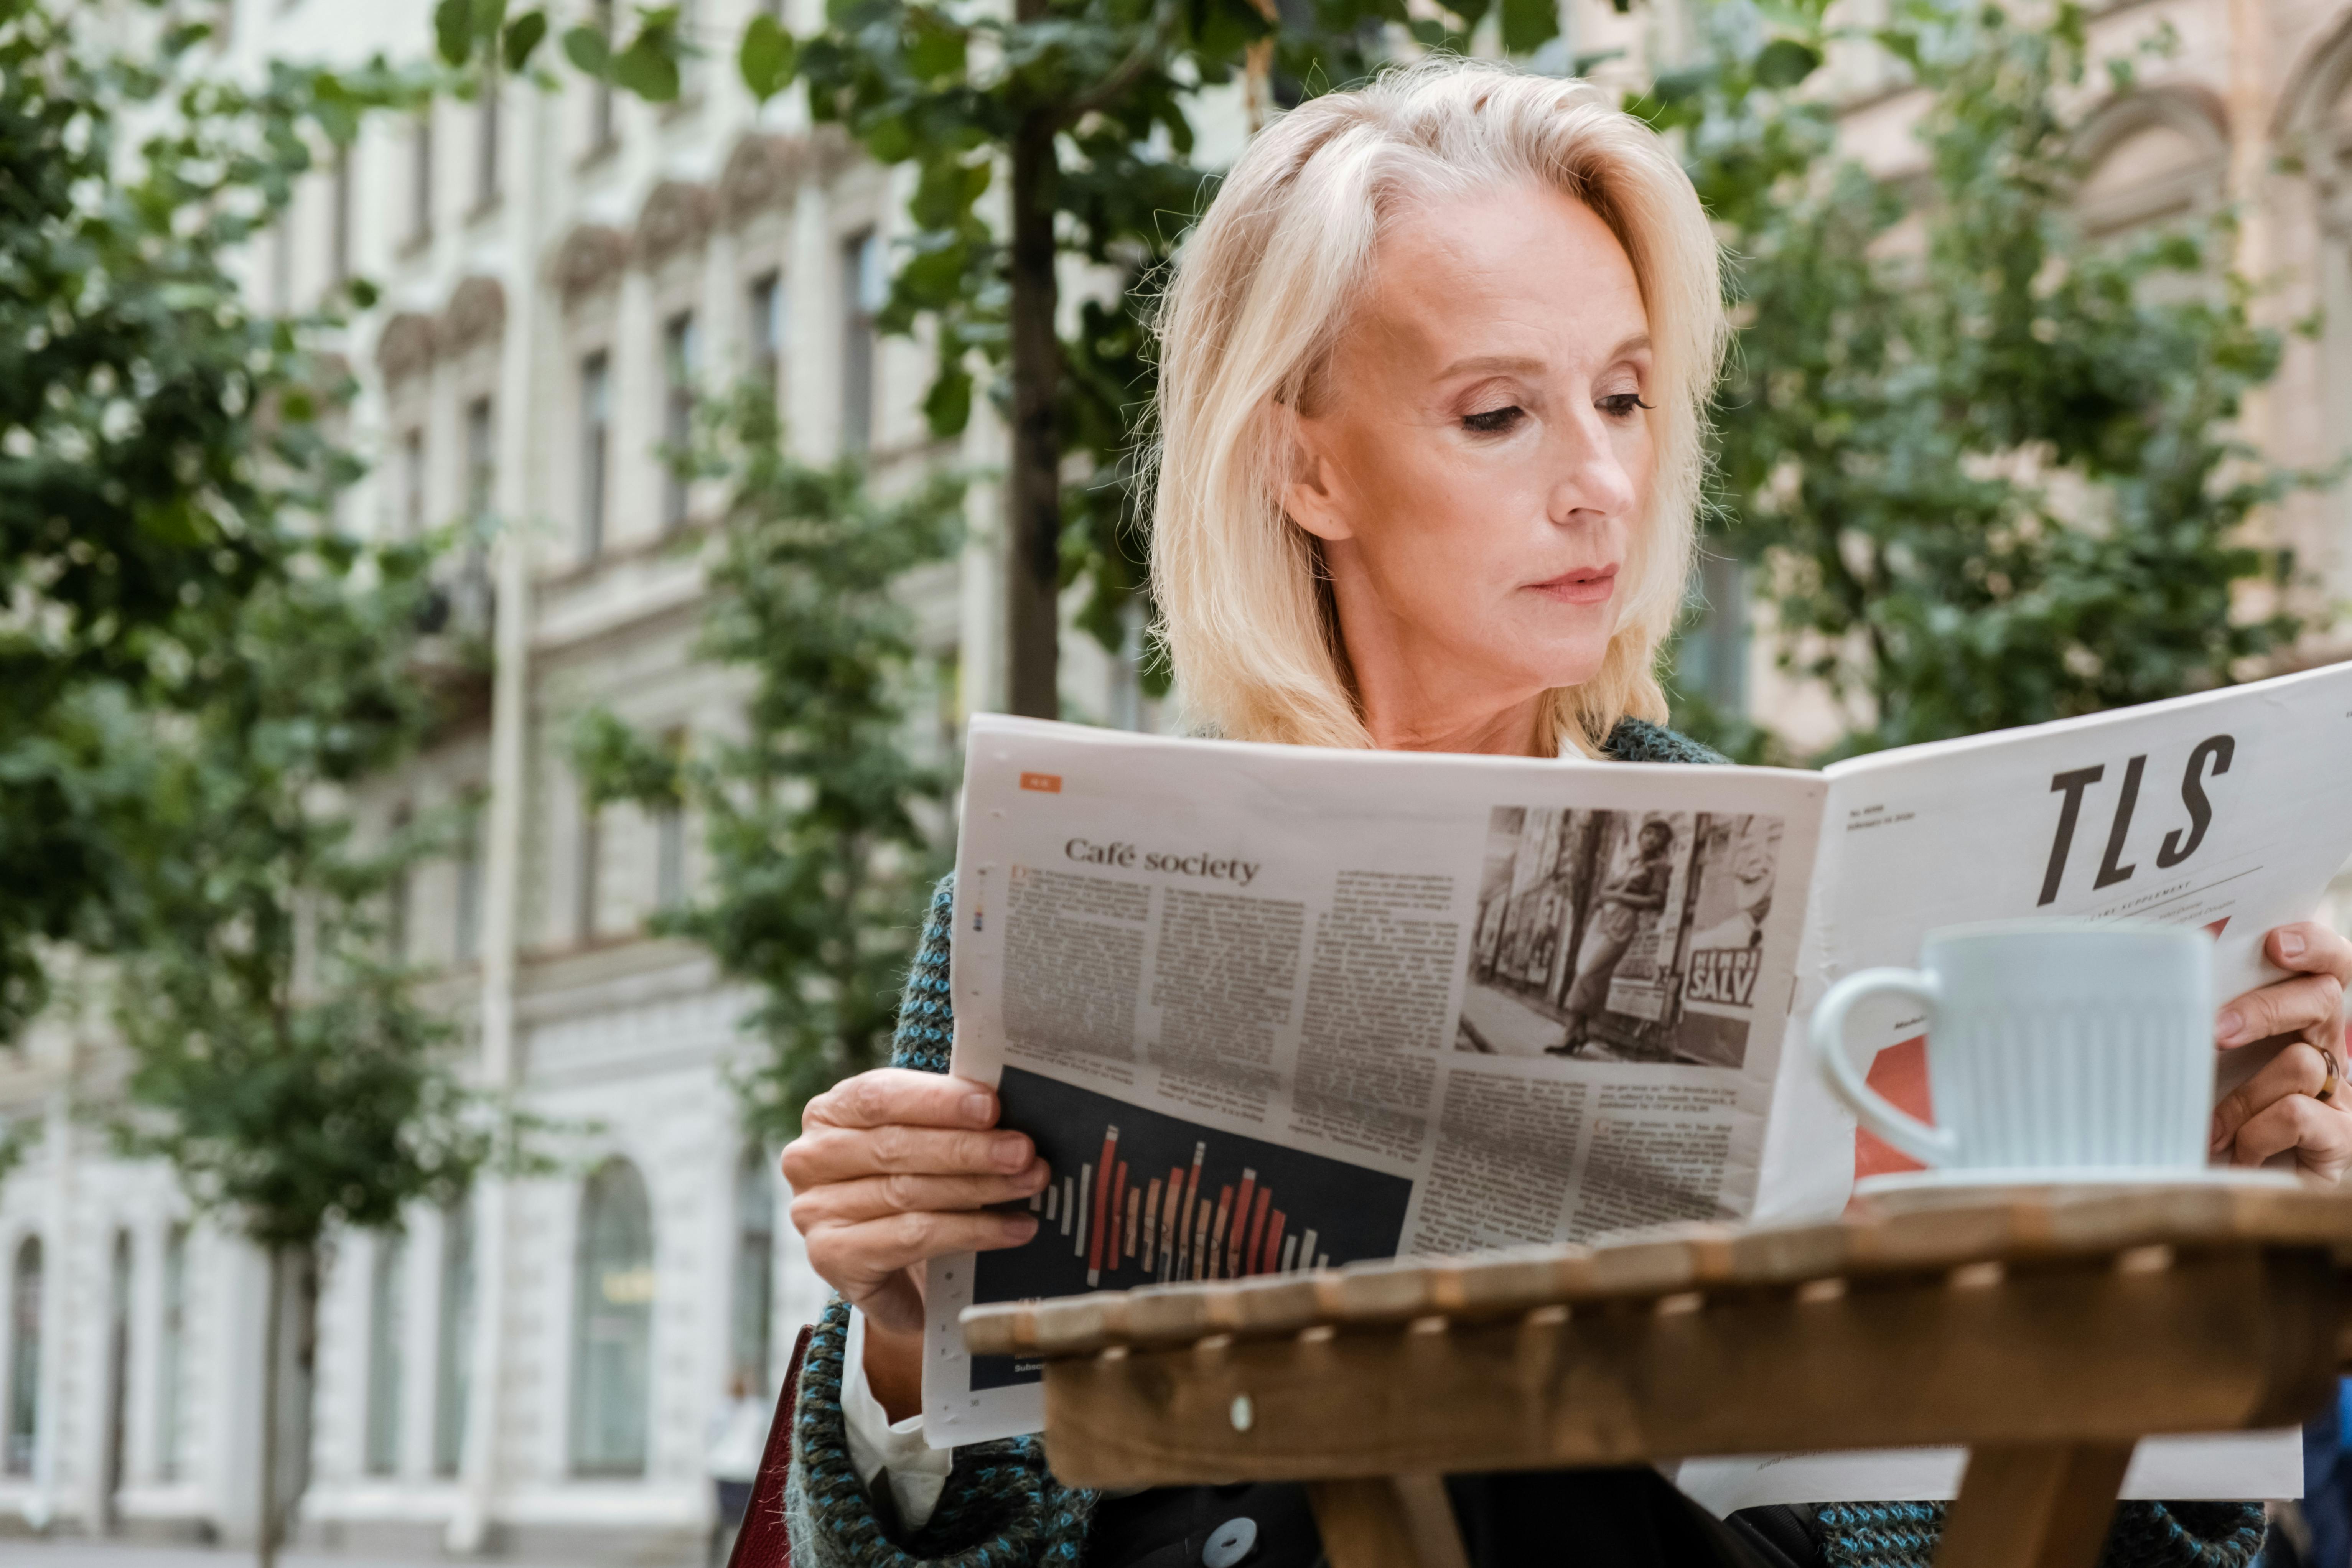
[1461,405,1524,434]
[1599,393,1655,418]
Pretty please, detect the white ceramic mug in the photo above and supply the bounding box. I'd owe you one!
[1811,921,2213,1174]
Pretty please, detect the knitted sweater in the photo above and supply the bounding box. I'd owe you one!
[783,718,2268,1568]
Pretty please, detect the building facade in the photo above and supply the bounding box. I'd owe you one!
[4,0,2352,1556]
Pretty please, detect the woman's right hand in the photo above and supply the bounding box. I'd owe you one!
[781,1067,1047,1340]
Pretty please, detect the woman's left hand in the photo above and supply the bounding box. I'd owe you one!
[2210,921,2352,1181]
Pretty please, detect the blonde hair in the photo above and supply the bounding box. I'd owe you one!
[1148,57,1728,755]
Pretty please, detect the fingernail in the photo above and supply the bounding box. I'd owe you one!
[993,1137,1030,1170]
[1005,1213,1038,1240]
[2210,1115,2227,1152]
[2281,930,2307,959]
[2217,1009,2244,1042]
[963,1092,993,1125]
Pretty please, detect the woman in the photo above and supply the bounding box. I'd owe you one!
[780,58,2350,1568]
[1553,816,1677,1057]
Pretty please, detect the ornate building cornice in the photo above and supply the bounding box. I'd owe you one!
[375,311,440,384]
[632,179,718,272]
[553,222,632,305]
[440,275,508,359]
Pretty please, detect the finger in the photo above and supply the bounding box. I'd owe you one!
[791,1163,1051,1229]
[802,1069,1001,1134]
[783,1123,1036,1188]
[2268,921,2352,984]
[2227,1090,2352,1179]
[804,1208,1041,1294]
[2212,1040,2331,1153]
[2216,972,2345,1048]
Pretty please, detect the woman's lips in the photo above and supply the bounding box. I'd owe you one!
[1527,564,1619,606]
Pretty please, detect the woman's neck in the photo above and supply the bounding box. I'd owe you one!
[1359,686,1550,757]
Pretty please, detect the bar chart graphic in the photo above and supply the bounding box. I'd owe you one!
[971,1067,1413,1390]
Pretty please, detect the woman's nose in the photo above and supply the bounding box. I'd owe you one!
[1545,412,1638,524]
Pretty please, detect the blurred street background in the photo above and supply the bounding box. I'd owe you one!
[5,0,2352,1563]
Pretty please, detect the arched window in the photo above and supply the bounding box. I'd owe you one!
[157,1225,188,1482]
[433,1196,475,1477]
[366,1229,407,1476]
[730,1145,775,1394]
[7,1236,41,1476]
[2072,92,2228,241]
[570,1158,653,1476]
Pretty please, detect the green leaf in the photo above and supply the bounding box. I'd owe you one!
[433,0,476,65]
[1500,0,1560,55]
[738,14,797,102]
[562,24,612,77]
[502,9,548,71]
[473,0,509,40]
[861,112,915,163]
[612,31,681,101]
[923,363,972,437]
[1752,36,1824,89]
[904,9,967,81]
[135,498,207,547]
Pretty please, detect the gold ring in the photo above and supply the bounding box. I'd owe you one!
[2321,1067,2340,1105]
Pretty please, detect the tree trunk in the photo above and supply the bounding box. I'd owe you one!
[1006,87,1062,720]
[257,1244,283,1568]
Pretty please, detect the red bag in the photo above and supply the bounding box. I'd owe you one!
[727,1322,817,1568]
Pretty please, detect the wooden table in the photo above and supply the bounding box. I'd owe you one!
[962,1184,2352,1568]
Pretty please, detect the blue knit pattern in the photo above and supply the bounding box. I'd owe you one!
[1817,1502,1944,1568]
[787,722,2266,1568]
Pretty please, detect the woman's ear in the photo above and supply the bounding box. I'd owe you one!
[1276,402,1354,543]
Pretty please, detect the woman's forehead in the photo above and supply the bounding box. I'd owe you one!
[1353,185,1649,365]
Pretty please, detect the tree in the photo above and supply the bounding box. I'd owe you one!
[0,0,420,1036]
[110,526,494,1568]
[441,0,1584,717]
[1656,0,2309,759]
[0,5,485,1559]
[573,387,965,1137]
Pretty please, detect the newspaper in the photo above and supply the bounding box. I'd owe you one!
[922,662,2352,1502]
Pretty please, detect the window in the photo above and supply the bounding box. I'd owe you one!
[661,311,698,533]
[576,790,602,943]
[408,112,434,246]
[104,1232,130,1510]
[269,216,293,315]
[841,231,882,455]
[570,1159,653,1476]
[399,428,426,540]
[8,1236,42,1476]
[453,812,482,964]
[474,77,500,210]
[365,1229,406,1476]
[588,0,618,152]
[388,805,413,963]
[463,397,495,522]
[654,809,686,911]
[580,352,610,559]
[433,1197,474,1477]
[730,1146,774,1395]
[747,272,783,399]
[330,145,352,287]
[157,1224,188,1481]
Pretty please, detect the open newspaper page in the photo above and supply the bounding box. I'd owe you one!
[923,716,1827,1445]
[1680,660,2352,1511]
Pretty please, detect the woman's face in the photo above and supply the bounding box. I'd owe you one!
[1284,183,1656,749]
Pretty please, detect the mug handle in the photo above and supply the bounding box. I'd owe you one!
[1811,968,1957,1168]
